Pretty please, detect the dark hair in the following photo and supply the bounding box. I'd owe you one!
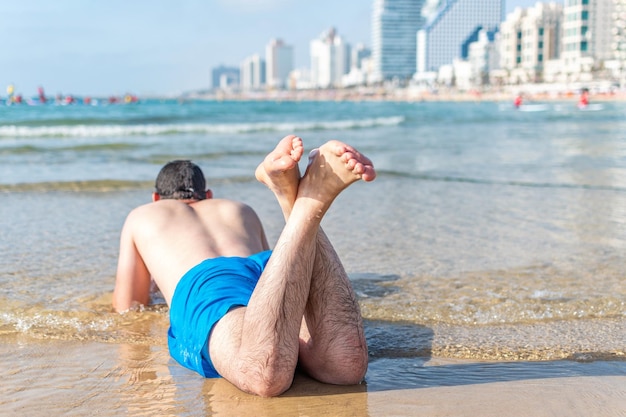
[155,160,206,200]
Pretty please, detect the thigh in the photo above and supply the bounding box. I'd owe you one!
[208,307,246,377]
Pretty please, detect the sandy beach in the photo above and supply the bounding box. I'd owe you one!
[195,83,626,105]
[2,335,625,417]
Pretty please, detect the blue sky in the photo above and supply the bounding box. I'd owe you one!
[0,0,557,97]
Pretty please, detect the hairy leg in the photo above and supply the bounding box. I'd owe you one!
[257,137,375,385]
[296,141,374,384]
[297,229,368,384]
[208,135,313,397]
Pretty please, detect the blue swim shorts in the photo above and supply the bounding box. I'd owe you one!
[167,250,272,378]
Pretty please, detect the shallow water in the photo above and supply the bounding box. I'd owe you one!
[2,336,625,416]
[1,100,625,398]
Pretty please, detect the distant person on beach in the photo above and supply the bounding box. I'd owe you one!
[37,86,47,104]
[578,88,590,108]
[112,135,375,397]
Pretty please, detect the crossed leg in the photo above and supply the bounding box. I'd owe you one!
[210,135,374,397]
[255,135,374,384]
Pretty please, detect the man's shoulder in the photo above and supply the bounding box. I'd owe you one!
[125,199,196,222]
[128,199,171,214]
[124,198,257,221]
[192,198,254,213]
[193,199,262,223]
[123,200,170,224]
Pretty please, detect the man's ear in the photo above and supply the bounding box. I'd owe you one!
[205,189,213,199]
[152,192,160,202]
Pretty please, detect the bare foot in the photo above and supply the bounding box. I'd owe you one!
[255,135,304,209]
[299,140,376,204]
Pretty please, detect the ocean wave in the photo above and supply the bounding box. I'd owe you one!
[0,177,254,192]
[0,116,405,138]
[0,180,152,193]
[2,307,625,361]
[375,169,626,192]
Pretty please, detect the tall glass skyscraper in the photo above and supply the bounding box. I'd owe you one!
[371,0,426,82]
[417,0,503,73]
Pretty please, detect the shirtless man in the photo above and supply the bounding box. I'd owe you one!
[113,135,376,397]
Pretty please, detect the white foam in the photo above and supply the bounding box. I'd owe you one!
[3,311,113,333]
[0,116,405,138]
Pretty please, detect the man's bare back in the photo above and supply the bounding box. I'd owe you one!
[113,135,375,396]
[113,198,268,310]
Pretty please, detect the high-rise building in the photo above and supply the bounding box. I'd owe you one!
[371,0,426,82]
[240,54,266,91]
[417,0,503,74]
[351,43,372,71]
[211,65,240,90]
[561,0,615,74]
[467,29,499,86]
[498,8,525,72]
[266,39,294,89]
[499,2,562,83]
[614,0,626,85]
[342,43,373,87]
[310,28,351,88]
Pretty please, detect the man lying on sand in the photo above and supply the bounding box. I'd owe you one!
[112,135,376,397]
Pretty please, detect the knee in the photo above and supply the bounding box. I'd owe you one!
[313,346,369,385]
[245,368,295,397]
[336,348,369,384]
[230,357,296,397]
[353,349,369,381]
[334,336,369,384]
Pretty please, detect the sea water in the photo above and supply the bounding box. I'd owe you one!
[1,99,625,393]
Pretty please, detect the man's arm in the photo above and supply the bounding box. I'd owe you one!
[112,215,151,312]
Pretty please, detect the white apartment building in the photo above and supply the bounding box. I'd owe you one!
[266,39,294,89]
[240,54,266,91]
[371,0,426,83]
[521,3,563,81]
[289,67,313,90]
[612,0,626,84]
[499,8,525,73]
[467,29,499,86]
[499,2,563,84]
[310,28,351,88]
[342,57,374,87]
[561,0,615,78]
[417,0,503,74]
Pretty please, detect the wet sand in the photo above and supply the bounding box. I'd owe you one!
[2,336,625,416]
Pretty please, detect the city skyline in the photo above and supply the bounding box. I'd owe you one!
[0,0,558,96]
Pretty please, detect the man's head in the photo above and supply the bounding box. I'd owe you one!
[153,160,212,201]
